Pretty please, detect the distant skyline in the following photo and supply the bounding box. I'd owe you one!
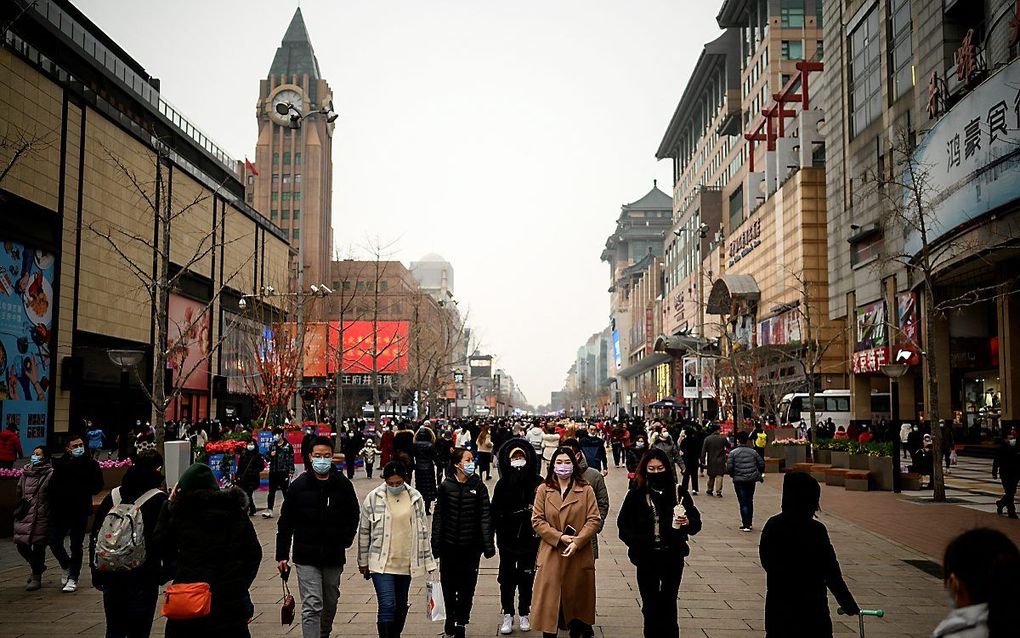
[74,0,720,405]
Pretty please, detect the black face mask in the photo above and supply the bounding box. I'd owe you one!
[647,473,673,491]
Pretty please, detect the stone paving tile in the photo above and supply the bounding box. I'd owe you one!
[0,464,954,637]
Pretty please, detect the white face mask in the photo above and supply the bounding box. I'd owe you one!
[510,458,526,469]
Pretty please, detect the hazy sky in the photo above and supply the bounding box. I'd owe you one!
[75,0,719,406]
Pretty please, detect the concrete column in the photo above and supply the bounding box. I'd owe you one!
[922,303,952,424]
[899,372,917,422]
[998,287,1020,429]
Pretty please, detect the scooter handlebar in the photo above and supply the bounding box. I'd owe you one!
[837,608,885,618]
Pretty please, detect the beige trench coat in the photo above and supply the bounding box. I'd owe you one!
[530,481,603,633]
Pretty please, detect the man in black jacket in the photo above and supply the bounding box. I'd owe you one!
[49,434,104,593]
[262,427,295,519]
[993,428,1020,518]
[276,436,360,638]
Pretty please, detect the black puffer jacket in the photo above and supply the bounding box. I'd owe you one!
[235,449,265,490]
[491,438,542,556]
[431,473,495,558]
[89,466,168,587]
[153,487,261,626]
[50,453,104,519]
[617,483,702,566]
[275,469,359,567]
[413,431,438,502]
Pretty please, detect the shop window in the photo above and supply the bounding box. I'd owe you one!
[849,8,881,137]
[889,0,913,100]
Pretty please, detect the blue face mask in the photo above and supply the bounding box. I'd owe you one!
[310,458,332,475]
[71,447,85,458]
[30,454,42,465]
[461,462,476,476]
[386,485,404,496]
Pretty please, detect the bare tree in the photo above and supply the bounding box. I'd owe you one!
[90,141,252,445]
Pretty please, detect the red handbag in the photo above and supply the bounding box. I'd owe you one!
[281,569,295,625]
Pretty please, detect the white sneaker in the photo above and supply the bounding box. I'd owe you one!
[500,613,513,634]
[519,615,531,632]
[261,510,274,519]
[62,579,77,593]
[60,569,69,586]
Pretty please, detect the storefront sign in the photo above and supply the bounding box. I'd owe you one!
[612,330,622,371]
[851,347,889,374]
[645,308,654,354]
[908,55,1020,254]
[0,240,55,454]
[758,308,802,346]
[896,291,919,346]
[855,301,887,352]
[727,217,762,266]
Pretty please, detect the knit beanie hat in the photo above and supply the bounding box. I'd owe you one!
[177,463,218,493]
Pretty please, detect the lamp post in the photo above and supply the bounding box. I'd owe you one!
[107,349,144,458]
[881,361,910,493]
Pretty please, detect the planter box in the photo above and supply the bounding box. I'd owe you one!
[764,445,783,459]
[103,466,128,488]
[784,446,808,467]
[868,456,894,491]
[849,453,870,470]
[0,477,15,537]
[814,448,831,465]
[830,451,850,468]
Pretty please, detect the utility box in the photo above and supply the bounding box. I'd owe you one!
[163,440,193,488]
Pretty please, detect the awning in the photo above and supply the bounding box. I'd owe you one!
[617,352,672,379]
[707,274,761,314]
[653,334,714,353]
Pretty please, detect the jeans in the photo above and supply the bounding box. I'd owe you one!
[498,551,536,615]
[371,572,411,624]
[17,542,46,575]
[103,582,158,638]
[267,473,290,511]
[440,551,481,625]
[49,513,88,580]
[635,557,684,638]
[733,480,757,528]
[295,563,343,638]
[681,468,699,493]
[611,442,623,466]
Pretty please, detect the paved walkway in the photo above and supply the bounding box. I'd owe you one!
[0,464,979,637]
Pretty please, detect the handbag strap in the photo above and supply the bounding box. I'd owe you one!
[281,576,291,597]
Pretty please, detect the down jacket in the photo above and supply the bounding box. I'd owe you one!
[726,444,765,483]
[491,438,543,556]
[275,469,359,567]
[14,460,53,545]
[431,474,495,558]
[413,431,438,502]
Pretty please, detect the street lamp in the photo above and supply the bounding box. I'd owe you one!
[275,101,339,128]
[107,349,144,458]
[880,361,910,493]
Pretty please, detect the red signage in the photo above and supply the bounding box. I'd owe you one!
[299,321,410,377]
[167,293,210,391]
[645,308,654,354]
[851,347,889,374]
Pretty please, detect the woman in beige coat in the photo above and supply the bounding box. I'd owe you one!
[531,446,602,638]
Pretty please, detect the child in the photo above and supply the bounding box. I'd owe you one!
[359,438,379,479]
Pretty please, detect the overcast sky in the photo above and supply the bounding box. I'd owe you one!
[75,0,719,407]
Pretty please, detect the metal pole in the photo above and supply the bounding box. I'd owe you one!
[696,236,705,425]
[891,376,902,493]
[295,227,305,425]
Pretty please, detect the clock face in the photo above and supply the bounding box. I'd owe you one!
[271,89,304,121]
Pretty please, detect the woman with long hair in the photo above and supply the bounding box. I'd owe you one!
[530,447,602,638]
[617,448,701,638]
[476,424,495,481]
[358,461,437,638]
[432,448,495,637]
[934,528,1020,637]
[759,472,858,637]
[491,440,544,634]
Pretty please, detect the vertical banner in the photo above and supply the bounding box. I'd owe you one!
[168,293,211,390]
[682,356,699,399]
[700,358,716,398]
[896,291,919,346]
[0,242,54,454]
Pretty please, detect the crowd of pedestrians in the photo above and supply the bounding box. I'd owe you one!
[6,413,1019,638]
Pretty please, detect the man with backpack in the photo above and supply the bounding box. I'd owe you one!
[49,434,104,593]
[90,451,167,637]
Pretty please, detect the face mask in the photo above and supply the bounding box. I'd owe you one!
[554,464,573,477]
[510,458,526,469]
[636,441,646,449]
[1010,439,1017,447]
[247,444,255,451]
[30,454,42,465]
[647,473,672,490]
[71,447,85,458]
[311,458,332,474]
[462,462,476,476]
[386,485,404,496]
[913,427,919,432]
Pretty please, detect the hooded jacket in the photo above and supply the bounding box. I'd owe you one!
[413,428,438,502]
[931,603,989,638]
[491,438,543,555]
[726,444,764,483]
[275,468,359,567]
[153,486,262,626]
[0,429,22,463]
[13,459,53,545]
[431,473,495,558]
[89,465,168,587]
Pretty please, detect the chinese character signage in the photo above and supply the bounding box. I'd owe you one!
[851,347,889,374]
[908,55,1020,254]
[0,241,54,455]
[727,217,762,267]
[645,308,654,354]
[855,301,887,352]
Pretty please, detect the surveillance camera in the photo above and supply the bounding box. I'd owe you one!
[238,298,247,310]
[321,285,334,295]
[266,286,275,294]
[850,224,861,231]
[310,284,320,294]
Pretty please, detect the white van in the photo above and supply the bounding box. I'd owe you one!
[778,389,890,431]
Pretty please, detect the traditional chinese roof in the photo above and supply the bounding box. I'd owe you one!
[622,182,673,212]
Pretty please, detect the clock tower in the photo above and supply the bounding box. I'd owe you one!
[251,8,334,296]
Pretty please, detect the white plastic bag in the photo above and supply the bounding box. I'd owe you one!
[426,580,446,622]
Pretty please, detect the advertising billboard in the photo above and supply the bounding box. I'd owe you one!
[298,321,411,377]
[0,241,55,454]
[167,294,211,391]
[612,330,622,371]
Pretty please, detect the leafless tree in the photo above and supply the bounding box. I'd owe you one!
[0,122,52,187]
